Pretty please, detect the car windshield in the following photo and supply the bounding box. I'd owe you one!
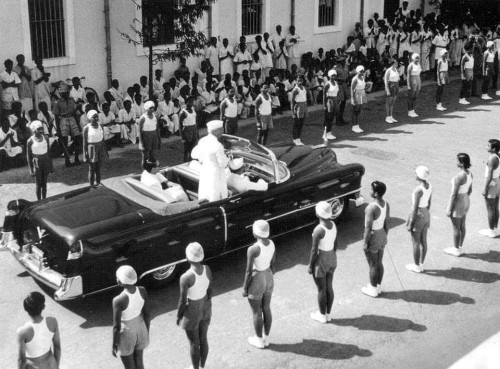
[222,135,289,183]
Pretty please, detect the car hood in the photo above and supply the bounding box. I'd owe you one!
[270,144,339,178]
[24,186,145,244]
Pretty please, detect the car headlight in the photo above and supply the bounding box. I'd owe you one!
[67,240,83,260]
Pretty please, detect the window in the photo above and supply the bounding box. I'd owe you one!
[242,0,262,36]
[318,0,335,27]
[28,0,66,59]
[142,0,176,47]
[384,0,400,19]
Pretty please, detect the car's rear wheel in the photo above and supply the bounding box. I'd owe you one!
[329,197,349,221]
[144,264,179,288]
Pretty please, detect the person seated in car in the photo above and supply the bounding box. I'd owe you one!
[226,158,268,195]
[140,160,188,203]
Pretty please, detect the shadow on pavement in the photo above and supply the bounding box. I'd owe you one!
[381,289,475,305]
[330,314,426,332]
[462,250,500,263]
[424,267,500,283]
[268,339,372,360]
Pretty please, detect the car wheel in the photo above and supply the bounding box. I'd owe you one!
[329,197,349,221]
[145,265,179,289]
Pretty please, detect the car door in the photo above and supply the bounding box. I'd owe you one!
[222,191,266,251]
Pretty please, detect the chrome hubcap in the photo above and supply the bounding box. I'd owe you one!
[152,265,176,280]
[329,198,344,219]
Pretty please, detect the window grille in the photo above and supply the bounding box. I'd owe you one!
[28,0,66,59]
[318,0,335,27]
[142,0,176,47]
[384,0,400,19]
[242,0,263,36]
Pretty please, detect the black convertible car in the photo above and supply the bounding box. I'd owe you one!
[0,135,365,300]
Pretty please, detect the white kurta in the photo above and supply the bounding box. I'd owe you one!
[191,134,229,201]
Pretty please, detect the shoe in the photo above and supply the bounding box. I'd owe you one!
[263,335,270,347]
[248,336,265,349]
[326,132,336,140]
[412,111,419,117]
[295,139,304,146]
[390,116,398,123]
[385,117,394,124]
[361,284,378,297]
[459,98,470,105]
[436,104,447,111]
[325,313,332,322]
[352,125,364,133]
[443,247,462,257]
[406,263,422,273]
[376,284,382,295]
[496,91,500,96]
[419,264,425,273]
[310,311,327,323]
[479,229,497,238]
[481,94,492,100]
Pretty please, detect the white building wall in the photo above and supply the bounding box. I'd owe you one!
[5,0,436,99]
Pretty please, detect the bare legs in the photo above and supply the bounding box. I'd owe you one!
[185,319,210,369]
[248,294,272,338]
[450,216,466,249]
[313,272,334,315]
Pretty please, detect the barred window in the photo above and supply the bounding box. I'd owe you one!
[318,0,335,27]
[242,0,263,36]
[142,0,176,47]
[28,0,66,59]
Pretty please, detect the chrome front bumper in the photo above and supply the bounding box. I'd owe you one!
[1,231,83,300]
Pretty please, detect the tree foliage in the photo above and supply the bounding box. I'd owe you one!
[119,0,216,64]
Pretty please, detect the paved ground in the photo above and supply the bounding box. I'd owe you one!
[1,78,500,369]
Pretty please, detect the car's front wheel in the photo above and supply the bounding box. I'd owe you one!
[329,197,349,221]
[144,264,179,289]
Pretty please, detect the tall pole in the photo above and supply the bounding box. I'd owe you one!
[104,0,112,88]
[360,0,365,28]
[291,0,295,26]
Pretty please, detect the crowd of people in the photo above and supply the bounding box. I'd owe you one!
[7,4,500,369]
[2,2,500,200]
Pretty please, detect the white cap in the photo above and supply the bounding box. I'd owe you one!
[415,165,430,181]
[487,41,494,48]
[206,120,223,132]
[144,100,155,110]
[440,49,448,57]
[229,158,244,170]
[116,265,137,285]
[253,219,270,238]
[411,53,420,60]
[30,120,43,132]
[327,69,337,77]
[86,110,98,120]
[186,242,204,262]
[356,65,365,73]
[315,201,333,219]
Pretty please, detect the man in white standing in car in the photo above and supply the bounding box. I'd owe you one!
[191,120,229,201]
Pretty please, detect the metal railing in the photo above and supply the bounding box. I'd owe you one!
[318,0,335,27]
[28,0,66,59]
[242,0,262,36]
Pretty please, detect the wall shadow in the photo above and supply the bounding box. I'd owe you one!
[381,289,475,305]
[330,314,426,333]
[424,267,500,283]
[268,339,372,360]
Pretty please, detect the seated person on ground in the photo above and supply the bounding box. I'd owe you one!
[226,158,268,195]
[140,160,188,203]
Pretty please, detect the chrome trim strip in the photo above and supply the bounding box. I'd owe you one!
[138,258,188,280]
[249,189,362,225]
[219,206,228,248]
[82,284,120,298]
